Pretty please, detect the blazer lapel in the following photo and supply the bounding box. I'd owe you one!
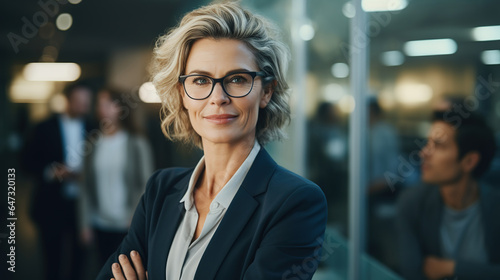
[149,173,190,278]
[195,149,277,280]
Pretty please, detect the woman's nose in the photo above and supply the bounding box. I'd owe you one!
[210,83,230,105]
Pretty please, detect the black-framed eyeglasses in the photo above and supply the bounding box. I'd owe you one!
[179,71,273,100]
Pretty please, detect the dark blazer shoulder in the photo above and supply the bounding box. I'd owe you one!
[270,165,324,196]
[259,162,327,219]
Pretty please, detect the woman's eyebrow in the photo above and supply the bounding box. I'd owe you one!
[186,68,252,77]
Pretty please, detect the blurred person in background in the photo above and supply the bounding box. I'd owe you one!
[96,3,327,280]
[21,82,94,280]
[80,88,153,266]
[397,110,500,280]
[368,99,400,195]
[308,102,348,230]
[367,99,400,268]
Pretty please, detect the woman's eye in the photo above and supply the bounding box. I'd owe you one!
[193,77,210,85]
[228,75,248,84]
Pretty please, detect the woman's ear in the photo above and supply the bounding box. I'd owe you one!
[260,80,276,108]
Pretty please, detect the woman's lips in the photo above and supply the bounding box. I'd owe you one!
[204,114,238,124]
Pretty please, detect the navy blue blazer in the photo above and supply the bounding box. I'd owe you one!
[97,148,328,280]
[396,184,500,280]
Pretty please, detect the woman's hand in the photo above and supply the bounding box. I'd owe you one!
[111,250,148,280]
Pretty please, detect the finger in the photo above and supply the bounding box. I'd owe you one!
[119,254,137,280]
[111,263,125,280]
[130,251,146,280]
[146,271,148,280]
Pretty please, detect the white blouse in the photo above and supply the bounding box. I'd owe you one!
[165,141,261,280]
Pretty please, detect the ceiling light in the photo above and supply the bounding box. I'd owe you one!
[481,50,500,65]
[331,63,349,78]
[338,95,355,113]
[322,83,346,102]
[362,0,407,12]
[139,82,161,103]
[403,39,457,56]
[9,76,55,103]
[342,2,356,18]
[56,13,73,31]
[299,24,315,41]
[380,51,405,66]
[395,83,433,105]
[471,25,500,41]
[23,63,81,81]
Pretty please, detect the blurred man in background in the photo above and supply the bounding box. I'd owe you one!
[397,110,500,280]
[22,82,94,280]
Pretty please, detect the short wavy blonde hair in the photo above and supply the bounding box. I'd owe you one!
[151,1,291,148]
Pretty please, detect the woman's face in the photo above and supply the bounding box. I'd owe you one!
[182,38,273,147]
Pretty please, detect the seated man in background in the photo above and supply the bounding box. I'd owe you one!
[397,110,500,280]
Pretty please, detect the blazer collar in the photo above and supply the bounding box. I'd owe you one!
[149,149,278,279]
[239,148,278,197]
[195,148,277,280]
[148,171,191,279]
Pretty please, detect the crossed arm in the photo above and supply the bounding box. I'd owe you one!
[110,251,147,280]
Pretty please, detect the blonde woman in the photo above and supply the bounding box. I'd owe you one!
[97,3,327,280]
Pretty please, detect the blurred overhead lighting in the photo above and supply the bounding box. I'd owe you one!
[322,83,346,102]
[331,63,349,78]
[403,39,457,56]
[395,83,433,105]
[299,24,315,41]
[362,0,407,12]
[9,76,55,103]
[338,95,356,114]
[481,50,500,65]
[342,2,356,18]
[49,93,67,113]
[23,63,81,81]
[56,13,73,31]
[380,51,405,66]
[471,25,500,41]
[139,82,161,103]
[69,0,82,4]
[379,90,396,109]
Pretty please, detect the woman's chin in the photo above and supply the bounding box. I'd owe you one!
[200,132,249,146]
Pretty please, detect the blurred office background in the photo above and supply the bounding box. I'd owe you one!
[1,0,499,279]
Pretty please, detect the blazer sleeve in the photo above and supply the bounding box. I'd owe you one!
[242,184,328,280]
[396,188,426,280]
[95,170,160,280]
